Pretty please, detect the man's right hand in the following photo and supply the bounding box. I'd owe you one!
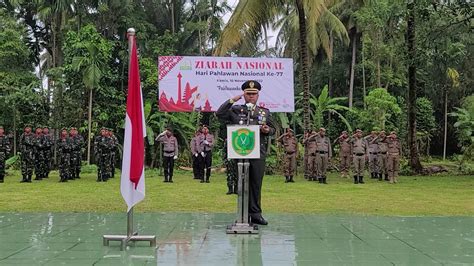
[231,94,243,103]
[194,153,198,157]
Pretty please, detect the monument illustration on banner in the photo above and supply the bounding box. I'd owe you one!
[159,73,213,112]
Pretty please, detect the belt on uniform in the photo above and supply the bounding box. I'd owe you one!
[388,153,399,156]
[317,151,328,154]
[370,152,378,154]
[286,151,295,155]
[353,153,364,156]
[164,150,175,153]
[379,152,387,154]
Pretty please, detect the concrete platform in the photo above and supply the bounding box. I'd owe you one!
[0,213,472,265]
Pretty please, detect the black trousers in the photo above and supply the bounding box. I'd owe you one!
[203,151,212,180]
[248,159,266,216]
[192,155,200,178]
[163,156,175,180]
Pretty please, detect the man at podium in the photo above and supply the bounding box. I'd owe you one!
[216,80,275,225]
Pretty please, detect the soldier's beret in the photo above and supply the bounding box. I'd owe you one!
[241,80,261,92]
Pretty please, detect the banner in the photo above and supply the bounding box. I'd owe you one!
[158,56,294,112]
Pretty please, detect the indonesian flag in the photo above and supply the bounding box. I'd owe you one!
[120,33,146,211]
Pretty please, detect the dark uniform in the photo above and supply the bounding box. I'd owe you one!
[97,132,113,182]
[33,128,45,180]
[0,126,11,183]
[70,128,84,179]
[216,80,275,225]
[277,129,297,183]
[197,126,214,183]
[223,140,238,194]
[42,127,53,178]
[20,126,35,183]
[109,131,118,178]
[156,129,178,183]
[57,129,72,182]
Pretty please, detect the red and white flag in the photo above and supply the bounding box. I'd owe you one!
[121,33,146,211]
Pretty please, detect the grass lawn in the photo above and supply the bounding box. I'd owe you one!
[0,168,472,216]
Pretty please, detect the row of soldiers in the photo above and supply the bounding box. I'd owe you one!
[94,128,118,182]
[278,128,402,184]
[12,125,84,183]
[0,126,10,183]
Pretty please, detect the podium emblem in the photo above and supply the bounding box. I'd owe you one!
[232,128,255,156]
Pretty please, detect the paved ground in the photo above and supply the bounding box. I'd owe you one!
[0,213,472,265]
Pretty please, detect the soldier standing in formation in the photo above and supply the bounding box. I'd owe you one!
[70,127,84,179]
[20,125,35,183]
[223,138,238,195]
[334,130,352,178]
[42,127,53,178]
[371,130,389,181]
[33,127,45,180]
[109,130,118,178]
[303,131,310,180]
[365,130,380,179]
[351,129,368,184]
[277,128,297,183]
[216,80,275,225]
[0,126,11,183]
[315,128,331,184]
[57,128,72,182]
[198,125,214,183]
[156,127,178,183]
[95,128,112,182]
[304,130,319,181]
[190,128,202,180]
[386,131,402,183]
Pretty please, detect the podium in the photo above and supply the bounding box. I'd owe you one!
[226,125,260,234]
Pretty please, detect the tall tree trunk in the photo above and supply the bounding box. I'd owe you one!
[362,35,367,110]
[13,107,17,155]
[349,33,356,109]
[87,88,93,164]
[328,31,334,97]
[407,0,423,173]
[170,1,175,34]
[295,0,311,132]
[376,58,381,88]
[443,86,448,160]
[263,25,270,57]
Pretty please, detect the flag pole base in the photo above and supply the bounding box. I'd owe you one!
[226,223,259,234]
[102,207,156,250]
[103,234,157,251]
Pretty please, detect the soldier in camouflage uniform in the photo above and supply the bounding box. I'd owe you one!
[277,128,297,183]
[223,140,238,194]
[20,125,35,183]
[108,129,118,178]
[0,126,11,183]
[70,127,84,179]
[42,127,53,178]
[94,128,105,181]
[33,127,45,180]
[95,128,112,182]
[57,128,72,182]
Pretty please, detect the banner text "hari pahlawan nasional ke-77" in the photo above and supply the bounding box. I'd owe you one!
[158,56,294,112]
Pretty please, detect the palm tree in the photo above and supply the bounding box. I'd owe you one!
[214,0,348,132]
[449,106,474,164]
[407,0,422,172]
[72,43,103,164]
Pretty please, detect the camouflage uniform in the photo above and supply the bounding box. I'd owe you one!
[96,134,113,182]
[20,130,35,183]
[33,131,45,180]
[57,133,72,182]
[0,128,11,183]
[223,140,238,195]
[109,132,118,178]
[42,130,53,178]
[70,131,84,179]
